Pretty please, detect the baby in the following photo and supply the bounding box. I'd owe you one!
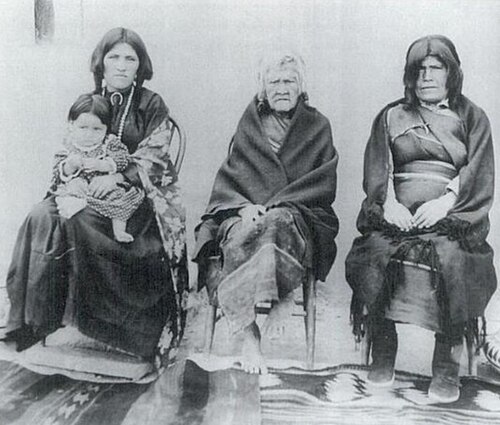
[51,93,144,243]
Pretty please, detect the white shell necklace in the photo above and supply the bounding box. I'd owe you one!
[102,84,135,142]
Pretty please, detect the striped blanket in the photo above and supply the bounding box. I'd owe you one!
[0,358,260,425]
[1,357,500,425]
[261,364,500,424]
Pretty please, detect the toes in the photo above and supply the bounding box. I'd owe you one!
[237,358,267,375]
[116,233,134,243]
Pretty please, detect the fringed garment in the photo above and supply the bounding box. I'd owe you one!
[194,96,339,331]
[346,97,496,342]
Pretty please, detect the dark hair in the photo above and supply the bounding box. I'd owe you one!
[403,35,463,108]
[90,27,153,92]
[67,93,112,129]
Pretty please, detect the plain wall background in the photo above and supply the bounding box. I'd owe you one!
[1,0,499,318]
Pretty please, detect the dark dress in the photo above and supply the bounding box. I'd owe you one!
[345,98,496,339]
[6,87,182,358]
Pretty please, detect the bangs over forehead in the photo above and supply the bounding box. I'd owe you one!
[405,35,461,70]
[403,35,463,106]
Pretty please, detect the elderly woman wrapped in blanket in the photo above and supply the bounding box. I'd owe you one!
[194,52,339,374]
[346,35,496,403]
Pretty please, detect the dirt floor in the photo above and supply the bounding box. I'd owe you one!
[184,275,500,380]
[1,258,500,381]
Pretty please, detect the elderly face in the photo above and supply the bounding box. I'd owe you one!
[415,56,449,104]
[264,67,300,113]
[103,42,139,92]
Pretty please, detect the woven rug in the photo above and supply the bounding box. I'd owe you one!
[0,357,260,425]
[260,364,500,425]
[1,356,500,425]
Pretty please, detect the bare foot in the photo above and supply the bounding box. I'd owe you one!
[112,219,133,243]
[262,293,295,340]
[237,322,268,375]
[114,231,134,243]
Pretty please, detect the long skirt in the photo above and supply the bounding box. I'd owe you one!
[6,196,176,358]
[216,207,308,333]
[346,175,496,333]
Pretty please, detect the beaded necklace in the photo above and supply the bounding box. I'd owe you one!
[102,84,135,142]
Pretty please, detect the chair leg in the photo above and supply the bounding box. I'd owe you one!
[304,276,316,369]
[360,326,372,366]
[465,334,478,376]
[358,305,371,366]
[204,305,217,353]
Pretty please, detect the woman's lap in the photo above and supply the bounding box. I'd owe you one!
[346,230,496,327]
[216,207,308,332]
[6,196,174,357]
[69,199,174,357]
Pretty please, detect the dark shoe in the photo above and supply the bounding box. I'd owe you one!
[13,326,42,352]
[428,375,460,403]
[367,365,395,387]
[0,330,15,342]
[367,318,397,387]
[428,338,462,403]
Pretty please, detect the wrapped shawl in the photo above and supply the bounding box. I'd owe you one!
[347,95,496,333]
[194,97,339,281]
[357,95,494,248]
[130,119,188,348]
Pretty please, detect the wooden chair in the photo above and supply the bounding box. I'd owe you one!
[168,115,187,175]
[203,260,317,369]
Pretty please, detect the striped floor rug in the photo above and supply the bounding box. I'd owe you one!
[1,357,500,425]
[260,364,500,425]
[0,358,260,425]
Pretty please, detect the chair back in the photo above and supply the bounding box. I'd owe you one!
[168,115,187,175]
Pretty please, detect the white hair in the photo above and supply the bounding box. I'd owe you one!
[257,50,306,101]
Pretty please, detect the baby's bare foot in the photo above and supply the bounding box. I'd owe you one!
[114,231,134,243]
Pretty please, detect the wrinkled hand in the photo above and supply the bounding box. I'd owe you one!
[88,174,121,199]
[383,199,414,232]
[412,192,457,229]
[64,154,83,175]
[83,158,113,173]
[239,204,266,227]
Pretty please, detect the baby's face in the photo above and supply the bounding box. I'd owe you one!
[69,113,107,148]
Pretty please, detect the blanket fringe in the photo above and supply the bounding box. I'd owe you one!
[380,237,452,336]
[366,207,478,251]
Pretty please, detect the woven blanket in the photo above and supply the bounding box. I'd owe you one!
[1,357,500,425]
[260,364,500,425]
[0,358,260,425]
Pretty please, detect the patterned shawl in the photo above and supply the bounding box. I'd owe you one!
[130,120,188,351]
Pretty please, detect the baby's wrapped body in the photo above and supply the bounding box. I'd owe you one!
[51,134,144,221]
